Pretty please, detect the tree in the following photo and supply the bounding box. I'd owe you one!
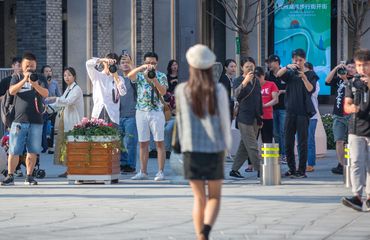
[207,0,300,57]
[342,0,370,53]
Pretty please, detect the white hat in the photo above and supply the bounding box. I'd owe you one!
[186,44,216,70]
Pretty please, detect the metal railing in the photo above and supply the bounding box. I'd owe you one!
[0,68,13,80]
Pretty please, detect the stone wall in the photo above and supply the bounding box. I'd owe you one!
[16,0,47,71]
[3,0,17,66]
[136,0,153,65]
[96,0,113,57]
[46,0,63,85]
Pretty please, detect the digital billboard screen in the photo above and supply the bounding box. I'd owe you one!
[274,0,331,95]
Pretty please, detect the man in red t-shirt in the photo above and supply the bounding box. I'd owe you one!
[255,67,279,143]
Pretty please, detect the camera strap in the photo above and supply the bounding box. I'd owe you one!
[34,96,47,114]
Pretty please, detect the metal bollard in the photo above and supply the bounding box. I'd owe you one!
[344,144,351,188]
[261,143,281,185]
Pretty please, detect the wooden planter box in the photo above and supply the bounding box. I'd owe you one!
[66,136,120,184]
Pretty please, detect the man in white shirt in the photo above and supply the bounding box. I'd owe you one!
[86,53,127,125]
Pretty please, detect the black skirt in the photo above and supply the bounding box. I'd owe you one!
[183,152,225,180]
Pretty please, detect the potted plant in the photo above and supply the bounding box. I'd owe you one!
[66,118,121,184]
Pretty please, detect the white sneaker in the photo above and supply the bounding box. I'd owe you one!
[131,171,148,180]
[154,171,165,181]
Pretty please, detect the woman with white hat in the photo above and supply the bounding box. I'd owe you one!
[175,44,231,240]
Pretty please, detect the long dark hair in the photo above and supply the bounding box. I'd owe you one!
[167,59,178,76]
[222,59,236,75]
[186,67,216,118]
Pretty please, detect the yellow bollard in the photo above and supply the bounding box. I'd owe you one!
[344,144,351,188]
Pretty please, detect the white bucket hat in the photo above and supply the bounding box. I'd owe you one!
[186,44,216,70]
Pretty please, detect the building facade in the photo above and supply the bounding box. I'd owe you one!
[1,0,369,113]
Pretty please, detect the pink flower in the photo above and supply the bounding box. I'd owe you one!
[81,117,89,126]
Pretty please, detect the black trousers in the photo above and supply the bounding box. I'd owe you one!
[261,119,273,143]
[285,113,309,173]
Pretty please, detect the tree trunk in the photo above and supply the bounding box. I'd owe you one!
[238,0,249,57]
[240,32,249,57]
[352,30,361,55]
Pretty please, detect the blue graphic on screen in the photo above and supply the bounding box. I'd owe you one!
[274,0,331,95]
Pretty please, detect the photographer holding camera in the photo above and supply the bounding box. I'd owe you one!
[325,59,356,175]
[1,52,48,186]
[341,49,370,212]
[127,52,168,181]
[277,48,318,178]
[86,53,127,125]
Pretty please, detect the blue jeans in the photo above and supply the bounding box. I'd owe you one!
[9,122,43,155]
[273,109,286,157]
[307,119,318,166]
[150,117,175,151]
[119,117,138,168]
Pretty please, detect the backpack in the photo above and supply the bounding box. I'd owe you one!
[0,90,16,129]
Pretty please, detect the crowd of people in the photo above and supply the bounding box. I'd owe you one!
[0,45,369,239]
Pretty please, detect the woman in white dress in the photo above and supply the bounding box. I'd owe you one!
[46,67,84,176]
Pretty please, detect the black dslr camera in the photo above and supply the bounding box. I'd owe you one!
[337,66,347,76]
[29,72,39,82]
[108,64,117,74]
[293,67,301,76]
[147,69,156,79]
[351,74,368,105]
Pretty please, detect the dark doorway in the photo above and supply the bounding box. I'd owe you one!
[0,0,4,66]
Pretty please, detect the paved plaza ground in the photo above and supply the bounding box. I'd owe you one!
[0,150,369,240]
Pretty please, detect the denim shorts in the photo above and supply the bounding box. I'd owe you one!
[332,115,350,142]
[9,122,43,155]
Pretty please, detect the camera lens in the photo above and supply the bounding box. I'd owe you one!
[147,69,156,79]
[337,67,347,75]
[109,64,117,74]
[293,68,300,75]
[30,72,38,82]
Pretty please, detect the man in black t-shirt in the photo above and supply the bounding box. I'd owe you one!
[1,53,48,186]
[277,49,318,178]
[341,49,370,212]
[266,54,287,162]
[325,60,356,174]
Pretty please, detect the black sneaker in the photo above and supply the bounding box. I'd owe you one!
[120,165,136,173]
[229,170,245,179]
[365,199,370,212]
[166,151,171,159]
[342,196,363,211]
[331,163,343,175]
[24,175,38,185]
[1,174,14,186]
[295,171,307,178]
[284,170,296,178]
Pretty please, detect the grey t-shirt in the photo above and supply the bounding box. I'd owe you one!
[119,76,137,118]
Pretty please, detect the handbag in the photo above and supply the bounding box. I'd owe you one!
[233,78,257,118]
[157,90,172,121]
